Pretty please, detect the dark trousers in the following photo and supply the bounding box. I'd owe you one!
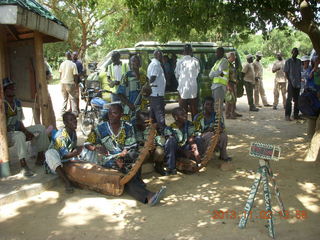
[179,97,198,120]
[244,81,255,108]
[285,83,300,118]
[164,136,178,170]
[164,136,201,169]
[150,96,166,134]
[124,169,152,204]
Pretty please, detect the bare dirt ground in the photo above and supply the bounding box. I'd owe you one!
[1,70,320,240]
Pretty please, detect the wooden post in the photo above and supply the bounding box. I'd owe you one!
[0,26,10,177]
[34,31,55,127]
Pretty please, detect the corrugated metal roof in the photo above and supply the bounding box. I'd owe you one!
[0,0,66,27]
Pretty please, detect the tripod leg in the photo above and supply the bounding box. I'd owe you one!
[267,161,286,216]
[261,166,275,239]
[239,171,262,229]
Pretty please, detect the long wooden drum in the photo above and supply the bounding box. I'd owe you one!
[63,162,125,196]
[63,124,157,196]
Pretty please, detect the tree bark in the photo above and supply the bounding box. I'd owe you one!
[293,1,320,162]
[0,26,10,177]
[305,115,320,162]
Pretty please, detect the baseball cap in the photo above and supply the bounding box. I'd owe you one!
[246,54,254,59]
[255,51,263,57]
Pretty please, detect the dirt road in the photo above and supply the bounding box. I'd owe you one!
[1,72,319,240]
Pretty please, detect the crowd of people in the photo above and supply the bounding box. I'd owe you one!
[3,44,320,206]
[241,47,320,122]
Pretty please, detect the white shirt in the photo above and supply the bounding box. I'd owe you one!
[107,64,123,81]
[147,58,166,96]
[175,55,200,99]
[59,60,78,84]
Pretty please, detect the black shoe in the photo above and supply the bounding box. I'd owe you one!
[234,112,242,117]
[264,104,272,107]
[20,167,34,177]
[155,165,166,176]
[273,106,277,110]
[164,169,177,176]
[294,115,304,120]
[249,107,259,112]
[220,157,232,162]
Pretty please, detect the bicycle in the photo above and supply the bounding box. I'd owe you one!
[78,80,109,136]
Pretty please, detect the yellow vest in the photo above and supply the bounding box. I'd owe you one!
[211,58,229,86]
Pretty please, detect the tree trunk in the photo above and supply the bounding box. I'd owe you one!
[305,115,320,161]
[298,20,320,162]
[0,26,10,177]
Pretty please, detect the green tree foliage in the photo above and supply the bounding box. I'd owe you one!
[126,0,320,53]
[40,0,158,66]
[39,0,118,61]
[237,28,313,65]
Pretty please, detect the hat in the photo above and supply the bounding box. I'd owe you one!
[246,54,254,59]
[255,51,263,57]
[2,77,15,89]
[301,55,310,62]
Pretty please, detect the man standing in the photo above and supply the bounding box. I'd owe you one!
[284,48,302,120]
[253,51,272,107]
[301,55,311,94]
[59,51,78,115]
[209,47,229,113]
[147,50,166,134]
[225,52,242,119]
[106,51,128,102]
[242,54,259,111]
[272,53,287,110]
[72,51,83,113]
[117,55,149,123]
[175,44,200,119]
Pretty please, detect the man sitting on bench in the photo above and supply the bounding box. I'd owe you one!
[3,77,49,177]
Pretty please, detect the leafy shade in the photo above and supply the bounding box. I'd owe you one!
[126,0,320,53]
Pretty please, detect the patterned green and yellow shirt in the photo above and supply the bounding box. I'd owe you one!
[135,126,165,147]
[164,120,198,146]
[49,128,77,158]
[117,70,149,122]
[86,120,137,168]
[4,98,24,132]
[193,112,224,133]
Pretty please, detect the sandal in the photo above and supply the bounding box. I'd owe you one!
[149,186,167,206]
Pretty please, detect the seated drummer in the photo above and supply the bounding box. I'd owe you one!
[116,55,150,123]
[164,107,201,175]
[45,112,83,193]
[135,111,166,175]
[85,103,166,206]
[193,96,231,162]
